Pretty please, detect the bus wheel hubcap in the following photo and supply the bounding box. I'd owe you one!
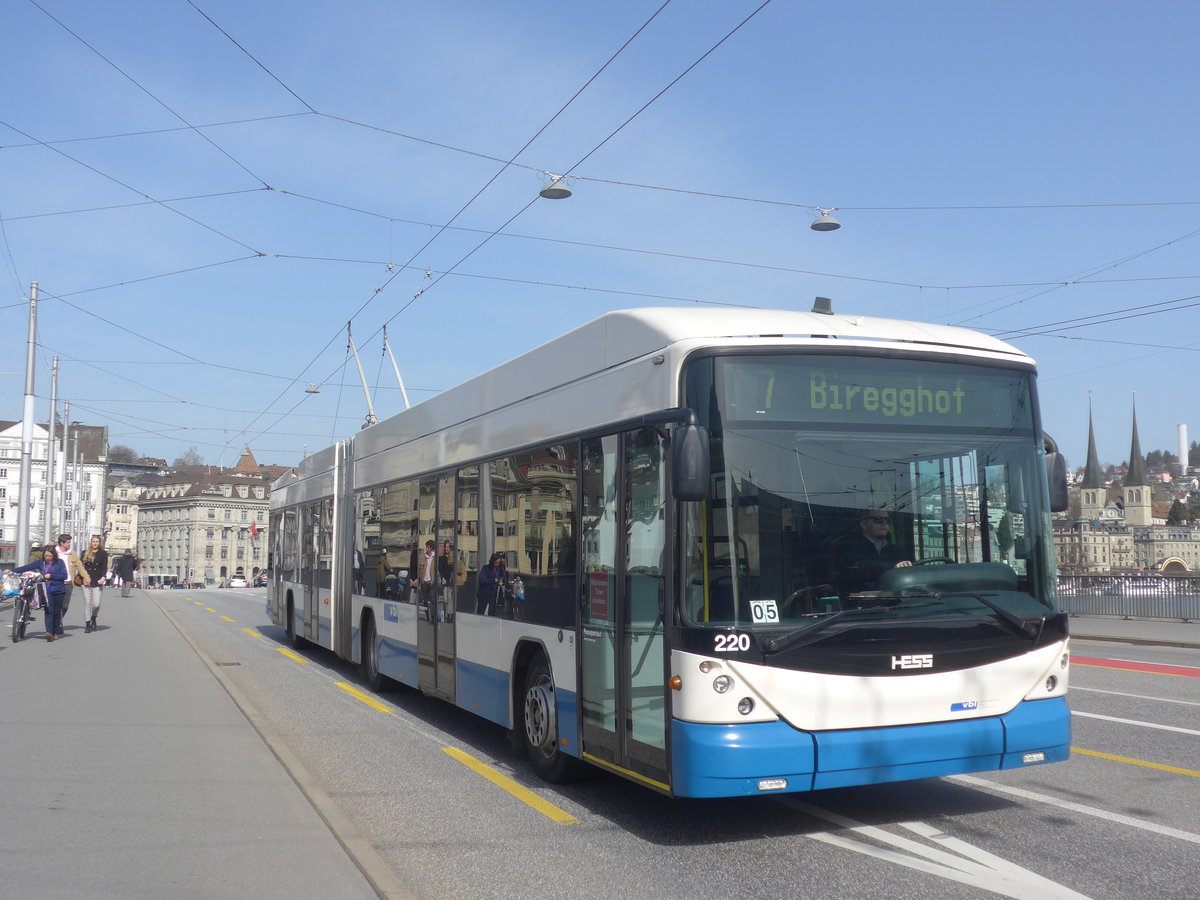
[525,676,556,753]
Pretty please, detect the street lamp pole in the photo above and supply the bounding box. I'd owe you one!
[15,283,38,564]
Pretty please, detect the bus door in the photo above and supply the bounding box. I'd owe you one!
[579,429,670,791]
[417,474,457,700]
[301,502,319,642]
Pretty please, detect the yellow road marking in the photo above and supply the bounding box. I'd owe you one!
[1073,746,1200,778]
[442,746,580,824]
[193,601,203,606]
[242,627,262,638]
[204,607,217,613]
[220,615,236,622]
[334,681,394,713]
[276,647,310,664]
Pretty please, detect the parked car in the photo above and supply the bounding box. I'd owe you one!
[228,575,248,588]
[254,571,270,587]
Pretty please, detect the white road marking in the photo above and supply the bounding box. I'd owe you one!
[950,774,1200,846]
[1072,709,1200,736]
[1071,685,1200,707]
[788,799,1090,899]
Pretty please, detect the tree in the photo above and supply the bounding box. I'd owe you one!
[1167,499,1187,525]
[107,444,139,463]
[1145,449,1178,470]
[996,513,1014,559]
[173,446,204,467]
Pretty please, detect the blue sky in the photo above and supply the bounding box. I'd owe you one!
[2,0,1197,470]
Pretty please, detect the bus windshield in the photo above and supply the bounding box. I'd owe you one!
[682,353,1057,630]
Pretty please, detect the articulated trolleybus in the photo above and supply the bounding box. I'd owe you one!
[268,306,1071,798]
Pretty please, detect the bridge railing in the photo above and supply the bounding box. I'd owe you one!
[1056,574,1200,622]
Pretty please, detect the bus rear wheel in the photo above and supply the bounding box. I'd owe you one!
[286,597,307,650]
[360,616,390,692]
[521,656,584,783]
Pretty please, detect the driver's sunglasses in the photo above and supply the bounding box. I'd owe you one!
[865,516,890,523]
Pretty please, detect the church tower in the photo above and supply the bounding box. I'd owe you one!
[1123,400,1152,527]
[1079,403,1105,521]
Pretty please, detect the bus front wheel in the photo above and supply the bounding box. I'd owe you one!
[521,656,583,783]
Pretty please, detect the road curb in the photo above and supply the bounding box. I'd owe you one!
[1071,633,1200,650]
[149,591,416,900]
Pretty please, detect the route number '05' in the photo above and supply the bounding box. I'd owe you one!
[715,633,751,652]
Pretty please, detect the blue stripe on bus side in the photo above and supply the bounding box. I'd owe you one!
[378,635,419,687]
[456,657,511,726]
[453,658,581,760]
[670,697,1070,797]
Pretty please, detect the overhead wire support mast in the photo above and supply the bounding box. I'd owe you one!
[346,322,378,428]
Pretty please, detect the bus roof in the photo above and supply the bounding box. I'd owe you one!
[279,306,1032,488]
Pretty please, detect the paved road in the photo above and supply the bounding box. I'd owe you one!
[3,589,1196,899]
[0,587,380,900]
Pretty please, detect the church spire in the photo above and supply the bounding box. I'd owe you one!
[1125,396,1147,487]
[1081,398,1103,489]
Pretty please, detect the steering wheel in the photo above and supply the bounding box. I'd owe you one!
[912,556,954,565]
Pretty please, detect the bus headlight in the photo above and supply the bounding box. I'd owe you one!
[712,674,733,694]
[737,697,755,715]
[1046,675,1058,692]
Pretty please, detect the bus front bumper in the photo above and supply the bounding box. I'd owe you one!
[669,697,1070,798]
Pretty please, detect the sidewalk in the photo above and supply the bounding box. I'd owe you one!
[0,589,381,900]
[1068,614,1200,649]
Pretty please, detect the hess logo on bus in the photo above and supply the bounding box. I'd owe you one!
[891,653,933,670]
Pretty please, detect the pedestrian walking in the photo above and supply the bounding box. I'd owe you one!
[112,549,143,597]
[11,546,68,640]
[53,533,89,636]
[81,535,109,632]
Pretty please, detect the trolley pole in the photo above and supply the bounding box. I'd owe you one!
[15,283,38,565]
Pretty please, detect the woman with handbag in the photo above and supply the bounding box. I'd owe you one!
[81,535,109,633]
[11,545,69,640]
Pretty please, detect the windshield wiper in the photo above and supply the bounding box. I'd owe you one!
[760,598,938,655]
[931,591,1046,641]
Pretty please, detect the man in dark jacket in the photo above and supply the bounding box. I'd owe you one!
[113,549,143,597]
[836,508,912,594]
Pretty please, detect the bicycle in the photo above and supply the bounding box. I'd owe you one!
[6,572,42,643]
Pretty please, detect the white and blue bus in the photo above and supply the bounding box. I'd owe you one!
[268,306,1071,798]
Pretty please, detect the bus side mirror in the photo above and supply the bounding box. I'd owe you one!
[671,423,710,502]
[1044,433,1069,513]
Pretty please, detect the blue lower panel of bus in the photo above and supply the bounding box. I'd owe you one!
[456,657,512,727]
[671,698,1070,798]
[379,636,419,686]
[454,658,581,754]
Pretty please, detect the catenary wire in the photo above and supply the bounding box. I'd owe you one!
[0,118,265,255]
[27,0,272,188]
[212,0,692,453]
